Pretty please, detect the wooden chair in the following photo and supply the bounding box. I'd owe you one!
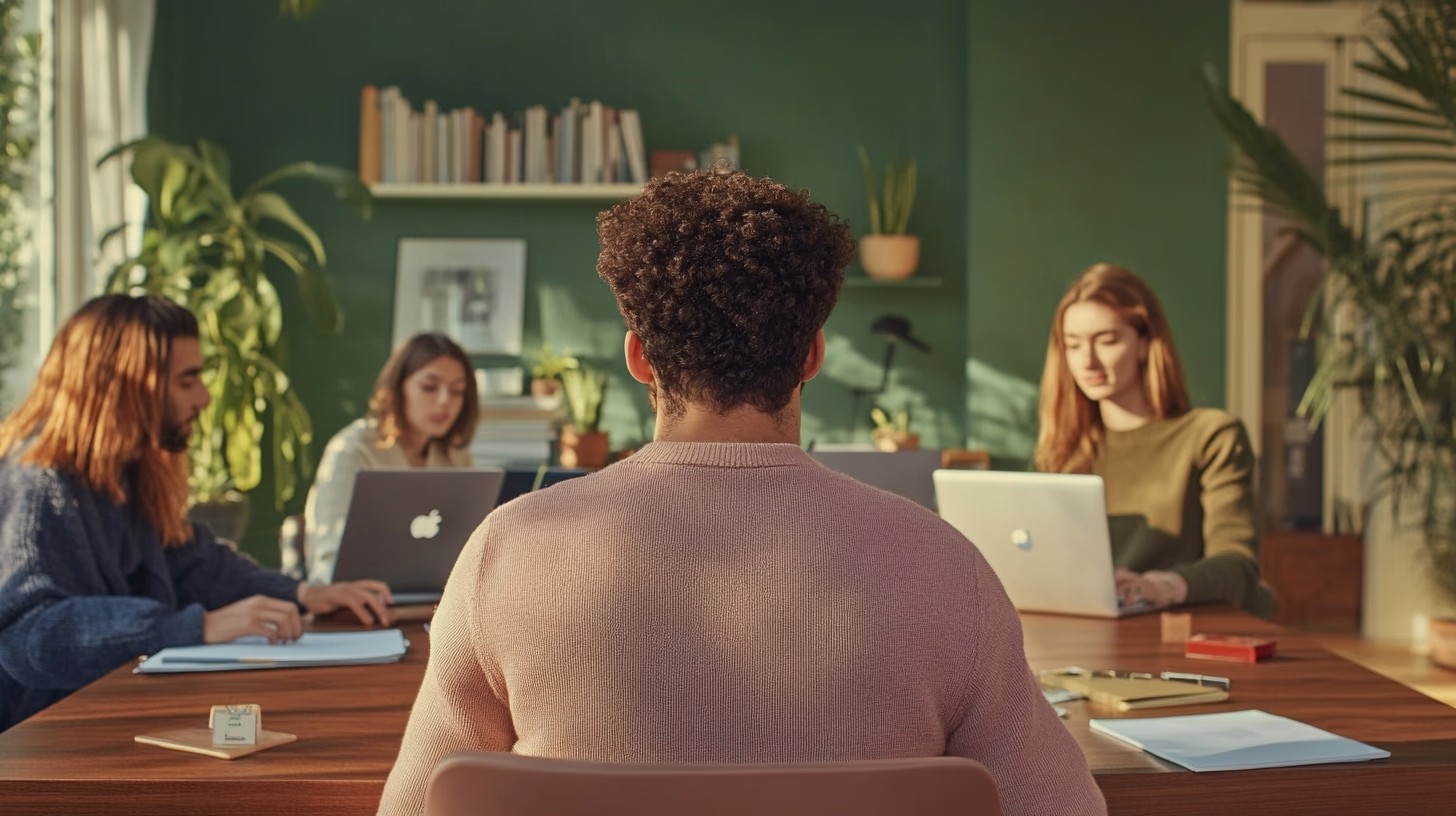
[424,753,1002,816]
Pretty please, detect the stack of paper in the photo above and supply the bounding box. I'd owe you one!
[135,629,409,674]
[1090,709,1391,772]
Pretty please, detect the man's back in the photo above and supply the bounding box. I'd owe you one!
[379,442,1104,815]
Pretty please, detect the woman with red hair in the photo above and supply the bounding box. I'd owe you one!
[1035,263,1273,616]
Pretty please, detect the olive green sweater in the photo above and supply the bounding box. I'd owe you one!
[1094,408,1272,615]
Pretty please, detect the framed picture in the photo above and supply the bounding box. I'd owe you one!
[393,238,527,356]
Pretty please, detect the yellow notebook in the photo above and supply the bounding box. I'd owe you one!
[1040,672,1229,712]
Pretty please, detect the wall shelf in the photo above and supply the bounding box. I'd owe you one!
[369,183,642,200]
[844,276,943,288]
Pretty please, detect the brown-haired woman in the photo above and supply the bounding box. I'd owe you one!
[1034,263,1274,617]
[303,333,479,583]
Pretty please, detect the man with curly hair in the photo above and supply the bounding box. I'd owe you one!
[380,171,1105,816]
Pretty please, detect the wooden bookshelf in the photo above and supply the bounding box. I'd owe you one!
[369,183,641,200]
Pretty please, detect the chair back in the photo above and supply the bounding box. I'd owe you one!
[278,513,306,580]
[424,753,1001,816]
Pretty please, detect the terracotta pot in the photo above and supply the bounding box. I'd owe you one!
[559,427,610,469]
[859,234,920,280]
[530,377,560,398]
[1431,617,1456,670]
[871,429,920,452]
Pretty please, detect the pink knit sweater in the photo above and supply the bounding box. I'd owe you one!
[378,442,1105,816]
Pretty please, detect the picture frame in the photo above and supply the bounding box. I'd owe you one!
[393,238,527,356]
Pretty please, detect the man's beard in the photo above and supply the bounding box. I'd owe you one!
[160,418,191,453]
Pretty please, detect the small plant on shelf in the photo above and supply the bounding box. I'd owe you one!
[870,406,919,452]
[559,365,609,468]
[527,344,578,403]
[856,146,919,280]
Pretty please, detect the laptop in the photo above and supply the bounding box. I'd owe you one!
[331,468,506,604]
[932,469,1153,618]
[496,465,592,506]
[811,449,943,509]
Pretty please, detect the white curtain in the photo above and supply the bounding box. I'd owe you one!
[52,0,152,335]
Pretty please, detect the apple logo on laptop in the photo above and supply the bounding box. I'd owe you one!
[409,509,442,540]
[1011,529,1033,551]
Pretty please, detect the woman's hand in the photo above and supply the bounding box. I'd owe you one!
[296,580,396,627]
[1115,568,1188,608]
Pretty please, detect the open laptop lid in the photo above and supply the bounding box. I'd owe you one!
[496,466,592,507]
[933,469,1138,618]
[811,449,942,509]
[331,468,506,596]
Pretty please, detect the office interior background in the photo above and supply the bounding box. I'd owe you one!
[6,0,1449,650]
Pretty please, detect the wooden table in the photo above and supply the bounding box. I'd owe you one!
[3,612,1456,815]
[0,622,428,816]
[1023,607,1456,815]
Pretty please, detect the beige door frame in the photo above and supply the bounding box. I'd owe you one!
[1226,0,1368,531]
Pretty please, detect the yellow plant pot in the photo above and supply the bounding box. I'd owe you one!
[859,234,920,280]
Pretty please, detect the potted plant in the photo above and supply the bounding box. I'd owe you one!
[527,344,578,406]
[870,406,919,452]
[856,146,918,280]
[102,136,370,543]
[1205,1,1456,663]
[558,364,609,469]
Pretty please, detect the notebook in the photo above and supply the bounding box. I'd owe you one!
[811,449,942,509]
[1090,709,1391,772]
[1040,671,1229,711]
[135,630,409,673]
[331,468,506,604]
[933,470,1154,618]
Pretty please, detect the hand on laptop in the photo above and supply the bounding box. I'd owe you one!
[297,580,396,627]
[1115,568,1188,609]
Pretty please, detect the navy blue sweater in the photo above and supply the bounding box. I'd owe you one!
[0,454,300,731]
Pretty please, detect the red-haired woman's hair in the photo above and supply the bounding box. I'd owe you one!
[1034,263,1191,474]
[368,333,478,452]
[0,294,198,546]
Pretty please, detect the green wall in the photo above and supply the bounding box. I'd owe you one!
[149,0,970,561]
[150,1,1232,562]
[965,1,1231,462]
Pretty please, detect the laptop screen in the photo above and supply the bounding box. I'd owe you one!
[811,449,942,509]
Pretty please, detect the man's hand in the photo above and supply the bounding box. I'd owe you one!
[296,580,396,627]
[203,594,303,643]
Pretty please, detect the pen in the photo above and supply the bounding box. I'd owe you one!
[160,657,280,665]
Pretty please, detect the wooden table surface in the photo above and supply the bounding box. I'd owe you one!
[1022,607,1456,814]
[3,611,1456,815]
[0,622,428,816]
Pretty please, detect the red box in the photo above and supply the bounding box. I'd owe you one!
[1185,634,1277,663]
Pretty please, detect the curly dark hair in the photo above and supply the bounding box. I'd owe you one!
[596,169,854,417]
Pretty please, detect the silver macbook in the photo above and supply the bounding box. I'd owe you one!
[933,470,1152,618]
[811,449,942,509]
[331,468,506,604]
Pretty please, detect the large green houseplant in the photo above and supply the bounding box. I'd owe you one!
[103,136,370,536]
[1204,0,1456,626]
[0,0,38,412]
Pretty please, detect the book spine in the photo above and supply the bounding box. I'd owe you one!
[358,85,381,185]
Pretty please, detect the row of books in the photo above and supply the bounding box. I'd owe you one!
[470,396,561,467]
[358,85,648,186]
